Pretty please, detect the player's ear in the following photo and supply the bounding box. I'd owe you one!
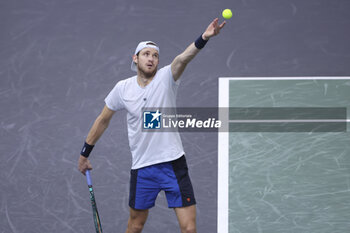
[132,54,138,64]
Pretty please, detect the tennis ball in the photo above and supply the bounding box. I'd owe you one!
[222,9,233,19]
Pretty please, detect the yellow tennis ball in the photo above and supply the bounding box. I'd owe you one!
[222,9,233,19]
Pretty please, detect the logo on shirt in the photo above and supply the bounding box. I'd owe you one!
[143,110,162,129]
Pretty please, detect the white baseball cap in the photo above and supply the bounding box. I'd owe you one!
[131,41,160,72]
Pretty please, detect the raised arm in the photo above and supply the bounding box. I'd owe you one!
[78,105,115,174]
[171,18,226,81]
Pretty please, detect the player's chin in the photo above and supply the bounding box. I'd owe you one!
[143,66,157,75]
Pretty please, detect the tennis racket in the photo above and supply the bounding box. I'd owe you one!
[86,170,103,233]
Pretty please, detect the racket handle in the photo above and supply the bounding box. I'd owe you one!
[86,170,92,186]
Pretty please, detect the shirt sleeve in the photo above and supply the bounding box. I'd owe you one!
[104,81,125,111]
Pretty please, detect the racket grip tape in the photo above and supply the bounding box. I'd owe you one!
[86,170,92,186]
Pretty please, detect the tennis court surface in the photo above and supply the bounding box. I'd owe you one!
[218,77,350,233]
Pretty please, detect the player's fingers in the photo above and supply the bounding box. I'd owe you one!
[211,17,218,24]
[80,164,87,174]
[213,18,218,27]
[219,21,226,29]
[82,167,92,176]
[209,18,217,30]
[78,166,86,175]
[79,161,92,175]
[87,160,93,169]
[83,163,92,174]
[78,164,84,174]
[214,21,226,35]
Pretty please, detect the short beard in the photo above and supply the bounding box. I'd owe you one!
[137,64,157,79]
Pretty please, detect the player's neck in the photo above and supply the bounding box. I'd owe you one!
[137,71,156,87]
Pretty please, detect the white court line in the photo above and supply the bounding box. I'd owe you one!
[218,79,229,233]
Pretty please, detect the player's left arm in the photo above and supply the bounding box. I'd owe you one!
[171,18,226,81]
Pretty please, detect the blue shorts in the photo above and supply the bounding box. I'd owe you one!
[129,155,196,210]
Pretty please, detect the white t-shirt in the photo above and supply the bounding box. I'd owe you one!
[105,65,185,169]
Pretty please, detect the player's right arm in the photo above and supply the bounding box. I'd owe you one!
[171,18,226,81]
[78,105,115,174]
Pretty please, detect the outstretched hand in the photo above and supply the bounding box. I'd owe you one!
[202,18,226,40]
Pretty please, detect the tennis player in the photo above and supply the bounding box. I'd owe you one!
[78,18,225,233]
